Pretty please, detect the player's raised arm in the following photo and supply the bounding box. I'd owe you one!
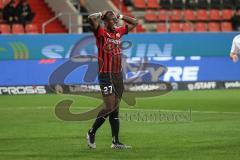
[88,11,106,32]
[120,14,138,32]
[230,36,239,62]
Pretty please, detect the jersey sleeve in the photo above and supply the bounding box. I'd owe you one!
[231,37,240,54]
[94,26,104,38]
[118,25,128,36]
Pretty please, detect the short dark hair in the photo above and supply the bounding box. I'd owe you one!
[103,11,116,21]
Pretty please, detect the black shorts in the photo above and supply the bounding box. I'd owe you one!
[98,72,124,98]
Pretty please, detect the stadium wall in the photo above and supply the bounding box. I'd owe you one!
[0,33,238,60]
[1,33,240,94]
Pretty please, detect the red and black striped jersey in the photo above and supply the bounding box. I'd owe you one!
[94,25,128,73]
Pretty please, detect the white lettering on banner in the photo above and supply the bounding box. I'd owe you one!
[164,67,199,81]
[164,67,182,81]
[225,81,240,89]
[182,67,199,81]
[0,86,46,95]
[69,85,100,92]
[129,84,166,92]
[187,82,216,91]
[147,67,166,82]
[42,45,64,58]
[135,44,146,57]
[146,44,172,57]
[42,43,173,58]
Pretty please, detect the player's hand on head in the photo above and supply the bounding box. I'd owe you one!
[116,13,122,19]
[230,52,239,62]
[101,10,108,19]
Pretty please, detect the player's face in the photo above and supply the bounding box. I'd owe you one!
[105,15,117,30]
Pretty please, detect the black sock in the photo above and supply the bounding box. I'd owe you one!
[90,110,108,134]
[109,109,120,143]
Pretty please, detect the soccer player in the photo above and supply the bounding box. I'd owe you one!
[230,34,240,62]
[87,11,138,149]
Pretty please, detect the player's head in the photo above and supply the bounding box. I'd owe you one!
[102,11,118,31]
[9,0,15,6]
[20,0,28,5]
[236,7,240,15]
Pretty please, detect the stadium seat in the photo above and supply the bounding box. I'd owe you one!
[185,0,196,9]
[184,9,196,21]
[0,0,11,8]
[182,22,194,32]
[172,0,184,9]
[170,23,181,32]
[196,9,209,21]
[222,0,233,9]
[170,10,182,21]
[210,0,221,9]
[158,10,168,21]
[156,23,168,32]
[160,0,171,9]
[209,10,221,21]
[195,22,207,32]
[197,0,209,9]
[136,25,146,32]
[221,22,233,32]
[222,9,233,20]
[133,0,146,9]
[12,24,25,34]
[208,22,221,32]
[147,0,160,9]
[25,24,39,34]
[145,10,158,21]
[0,24,11,34]
[0,0,3,9]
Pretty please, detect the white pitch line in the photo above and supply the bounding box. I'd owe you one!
[0,106,240,115]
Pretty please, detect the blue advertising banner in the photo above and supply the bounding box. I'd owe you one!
[0,57,239,86]
[0,33,238,60]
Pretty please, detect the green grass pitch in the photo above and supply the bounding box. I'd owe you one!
[0,90,240,160]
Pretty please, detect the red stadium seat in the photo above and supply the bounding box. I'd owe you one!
[170,10,182,21]
[184,10,196,21]
[222,9,233,20]
[133,0,146,9]
[0,0,11,8]
[195,22,207,32]
[170,23,181,32]
[208,22,220,32]
[0,24,11,34]
[147,0,160,9]
[25,24,39,34]
[0,0,3,8]
[221,22,233,32]
[156,23,167,32]
[158,10,168,21]
[196,9,209,21]
[12,24,25,34]
[209,10,221,21]
[136,25,146,32]
[145,10,158,21]
[182,22,194,32]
